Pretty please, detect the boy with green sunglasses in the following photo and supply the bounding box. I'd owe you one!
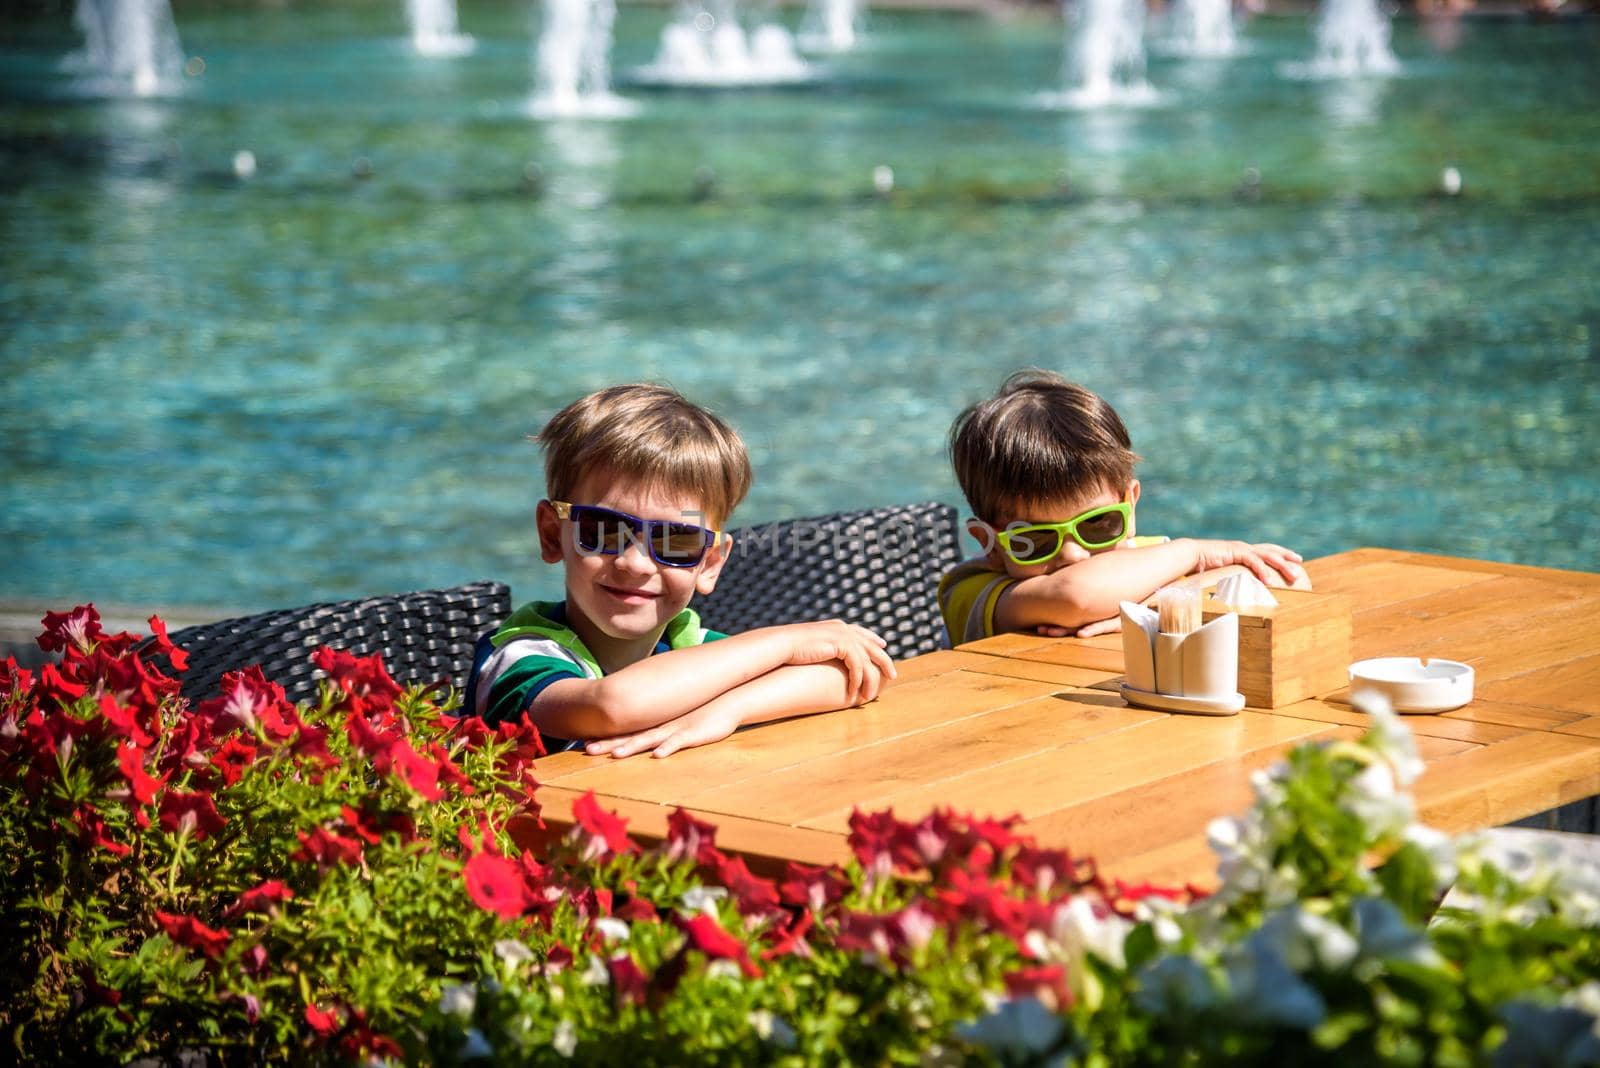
[939,370,1309,645]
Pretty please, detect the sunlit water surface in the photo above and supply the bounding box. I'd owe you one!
[2,5,1597,611]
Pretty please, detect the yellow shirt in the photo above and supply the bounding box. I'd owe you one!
[937,536,1169,646]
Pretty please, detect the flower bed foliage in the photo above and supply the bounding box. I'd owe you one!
[3,606,1599,1066]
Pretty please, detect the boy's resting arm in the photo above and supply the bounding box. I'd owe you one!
[995,538,1306,633]
[584,661,865,759]
[526,621,892,740]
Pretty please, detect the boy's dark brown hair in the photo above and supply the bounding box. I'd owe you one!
[949,369,1140,524]
[538,384,753,528]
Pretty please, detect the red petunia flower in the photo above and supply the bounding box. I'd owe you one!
[778,861,848,913]
[145,615,190,673]
[38,604,103,655]
[159,789,227,841]
[463,851,530,921]
[710,853,781,917]
[762,908,815,960]
[227,879,294,919]
[1004,964,1073,1010]
[97,694,155,747]
[198,667,295,739]
[608,953,648,1007]
[155,910,231,958]
[36,662,88,711]
[211,736,258,787]
[291,826,365,869]
[677,912,762,978]
[388,739,446,801]
[304,1002,343,1036]
[571,791,635,861]
[313,646,402,716]
[666,807,721,866]
[116,742,167,807]
[76,804,130,857]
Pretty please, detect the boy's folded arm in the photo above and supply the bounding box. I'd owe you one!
[522,627,799,739]
[519,620,893,740]
[585,661,863,759]
[994,539,1204,632]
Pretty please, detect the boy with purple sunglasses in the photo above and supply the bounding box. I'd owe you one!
[464,383,895,758]
[939,370,1310,645]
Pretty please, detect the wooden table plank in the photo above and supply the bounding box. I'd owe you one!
[680,693,1164,825]
[1412,732,1600,833]
[1266,697,1528,746]
[1477,653,1600,716]
[538,669,1065,803]
[1303,558,1497,609]
[797,705,1336,833]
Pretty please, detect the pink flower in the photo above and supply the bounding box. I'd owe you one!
[155,910,231,958]
[678,913,762,978]
[158,789,227,841]
[572,792,634,860]
[463,851,529,921]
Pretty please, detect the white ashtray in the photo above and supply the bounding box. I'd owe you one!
[1348,657,1474,714]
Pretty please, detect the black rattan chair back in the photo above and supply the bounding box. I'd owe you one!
[689,501,963,662]
[165,580,512,705]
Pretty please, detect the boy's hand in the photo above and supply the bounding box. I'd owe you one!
[585,703,743,760]
[1191,540,1308,589]
[785,620,896,705]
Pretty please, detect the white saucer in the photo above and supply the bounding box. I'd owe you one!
[1349,657,1474,714]
[1120,684,1244,717]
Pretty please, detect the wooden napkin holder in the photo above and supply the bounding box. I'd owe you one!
[1198,586,1352,708]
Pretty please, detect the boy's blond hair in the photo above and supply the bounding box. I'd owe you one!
[538,384,752,528]
[949,369,1140,524]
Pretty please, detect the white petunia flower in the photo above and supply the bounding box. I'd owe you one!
[579,953,609,986]
[493,939,536,969]
[1356,693,1424,785]
[552,1018,578,1057]
[680,886,728,916]
[593,917,630,943]
[439,983,476,1018]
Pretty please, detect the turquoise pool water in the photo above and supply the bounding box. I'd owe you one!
[2,4,1597,612]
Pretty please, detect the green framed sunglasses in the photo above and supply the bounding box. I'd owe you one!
[995,502,1133,565]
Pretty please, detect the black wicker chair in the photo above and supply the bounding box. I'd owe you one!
[164,580,512,705]
[689,501,965,662]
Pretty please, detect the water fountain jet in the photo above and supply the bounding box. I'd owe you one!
[1038,0,1160,108]
[799,0,861,53]
[65,0,184,97]
[1164,0,1237,58]
[1283,0,1399,78]
[407,0,475,57]
[531,0,636,118]
[634,0,812,88]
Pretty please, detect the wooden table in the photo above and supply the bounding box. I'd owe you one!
[521,549,1600,887]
